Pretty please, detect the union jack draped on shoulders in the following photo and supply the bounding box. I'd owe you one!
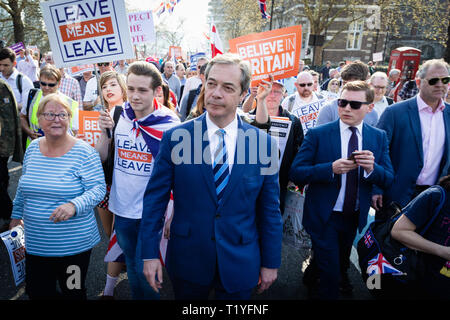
[121,99,181,157]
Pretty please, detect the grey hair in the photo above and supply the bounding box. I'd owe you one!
[205,53,251,94]
[417,59,450,79]
[369,71,388,83]
[388,69,401,77]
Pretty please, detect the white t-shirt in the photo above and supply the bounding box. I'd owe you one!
[281,91,320,111]
[83,77,99,103]
[108,106,180,219]
[181,76,202,100]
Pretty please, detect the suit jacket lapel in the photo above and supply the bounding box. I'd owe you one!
[361,123,373,177]
[439,104,450,175]
[330,120,342,187]
[198,114,218,204]
[408,98,424,161]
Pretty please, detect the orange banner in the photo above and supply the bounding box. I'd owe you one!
[78,110,101,147]
[229,25,302,87]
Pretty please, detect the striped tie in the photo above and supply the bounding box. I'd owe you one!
[213,129,229,202]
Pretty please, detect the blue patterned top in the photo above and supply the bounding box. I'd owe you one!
[12,138,106,257]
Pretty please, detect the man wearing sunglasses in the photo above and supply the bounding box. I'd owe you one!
[289,81,393,299]
[317,61,379,127]
[281,71,323,113]
[83,62,112,110]
[373,59,450,215]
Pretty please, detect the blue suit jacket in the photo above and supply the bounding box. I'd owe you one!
[289,120,394,240]
[139,113,283,293]
[376,97,450,207]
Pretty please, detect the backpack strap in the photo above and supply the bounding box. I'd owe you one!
[112,106,123,135]
[16,73,23,95]
[26,88,38,119]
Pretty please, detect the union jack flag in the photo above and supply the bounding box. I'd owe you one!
[122,99,180,158]
[258,0,271,19]
[367,253,404,276]
[363,230,374,248]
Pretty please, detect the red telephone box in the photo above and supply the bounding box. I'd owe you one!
[388,47,421,101]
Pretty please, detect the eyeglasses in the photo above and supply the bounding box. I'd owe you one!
[41,112,69,121]
[270,90,283,95]
[337,99,370,110]
[297,83,313,87]
[427,77,450,86]
[40,81,57,87]
[373,85,387,90]
[97,63,110,67]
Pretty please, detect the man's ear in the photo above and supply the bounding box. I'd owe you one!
[367,103,374,113]
[154,86,162,95]
[415,78,421,89]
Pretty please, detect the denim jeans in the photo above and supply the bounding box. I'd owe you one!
[114,215,160,300]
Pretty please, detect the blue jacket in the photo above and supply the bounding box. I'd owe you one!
[139,113,283,293]
[289,120,394,240]
[376,97,450,207]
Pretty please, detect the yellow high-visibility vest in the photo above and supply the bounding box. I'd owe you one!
[26,90,78,148]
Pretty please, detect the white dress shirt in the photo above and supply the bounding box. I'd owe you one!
[206,112,238,173]
[0,68,34,109]
[333,120,364,212]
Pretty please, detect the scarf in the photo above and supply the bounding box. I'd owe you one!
[121,98,178,157]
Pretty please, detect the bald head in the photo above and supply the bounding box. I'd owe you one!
[295,71,315,98]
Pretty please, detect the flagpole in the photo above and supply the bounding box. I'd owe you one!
[269,0,275,30]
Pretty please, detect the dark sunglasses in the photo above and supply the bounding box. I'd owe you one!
[337,99,370,110]
[427,76,450,86]
[97,63,110,67]
[40,81,57,87]
[298,82,313,87]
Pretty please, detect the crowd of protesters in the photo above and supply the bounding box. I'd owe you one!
[0,39,449,300]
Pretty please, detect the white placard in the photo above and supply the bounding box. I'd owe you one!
[373,52,383,62]
[291,98,328,135]
[248,115,292,166]
[128,10,156,45]
[40,0,134,67]
[1,226,26,286]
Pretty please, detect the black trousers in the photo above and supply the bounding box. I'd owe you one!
[25,250,92,300]
[0,157,12,220]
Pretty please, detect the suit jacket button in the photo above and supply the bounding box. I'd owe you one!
[211,236,215,241]
[216,214,221,218]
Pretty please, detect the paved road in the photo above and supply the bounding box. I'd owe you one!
[1,161,373,300]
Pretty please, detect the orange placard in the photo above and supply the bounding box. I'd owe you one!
[70,64,94,76]
[78,110,101,147]
[169,46,183,60]
[229,25,302,87]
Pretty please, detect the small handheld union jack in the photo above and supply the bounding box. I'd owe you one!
[367,253,404,276]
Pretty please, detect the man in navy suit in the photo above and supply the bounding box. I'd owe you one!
[290,81,394,299]
[373,59,450,212]
[139,53,283,300]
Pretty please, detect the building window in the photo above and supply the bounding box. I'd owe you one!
[347,21,364,50]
